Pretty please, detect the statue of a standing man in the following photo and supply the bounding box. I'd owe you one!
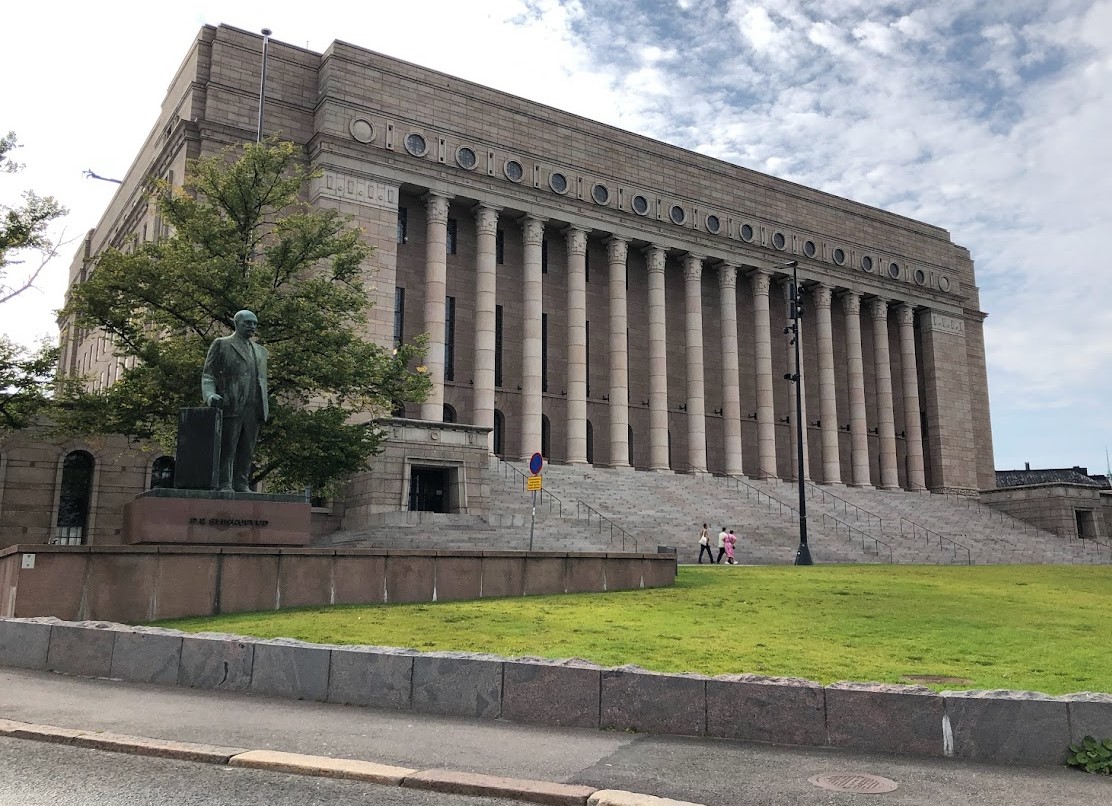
[201,310,269,492]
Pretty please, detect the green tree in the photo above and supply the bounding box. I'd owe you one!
[60,139,429,493]
[0,131,67,432]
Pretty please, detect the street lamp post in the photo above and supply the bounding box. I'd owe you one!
[781,260,813,566]
[257,28,273,143]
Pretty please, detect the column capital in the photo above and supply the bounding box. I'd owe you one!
[424,191,452,224]
[750,268,771,296]
[717,262,738,289]
[814,283,833,309]
[839,290,860,316]
[870,297,889,321]
[895,301,917,326]
[683,253,703,281]
[563,225,587,255]
[522,214,545,245]
[473,202,500,235]
[605,235,628,264]
[644,244,666,274]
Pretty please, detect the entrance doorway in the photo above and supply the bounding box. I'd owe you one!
[409,466,449,513]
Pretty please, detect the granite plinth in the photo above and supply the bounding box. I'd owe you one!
[122,489,310,546]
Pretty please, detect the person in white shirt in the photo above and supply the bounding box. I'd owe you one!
[716,527,728,564]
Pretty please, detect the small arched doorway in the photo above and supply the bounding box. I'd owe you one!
[493,409,505,457]
[443,403,457,423]
[56,450,94,545]
[150,455,175,489]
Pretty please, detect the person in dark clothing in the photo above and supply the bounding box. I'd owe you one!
[697,523,714,563]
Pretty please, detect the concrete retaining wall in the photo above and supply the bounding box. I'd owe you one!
[0,546,676,623]
[2,617,1108,767]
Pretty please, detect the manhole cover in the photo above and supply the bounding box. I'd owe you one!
[809,773,899,794]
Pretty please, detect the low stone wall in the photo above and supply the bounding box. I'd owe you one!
[0,546,675,623]
[2,618,1109,767]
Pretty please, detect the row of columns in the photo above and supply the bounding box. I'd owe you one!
[417,194,927,489]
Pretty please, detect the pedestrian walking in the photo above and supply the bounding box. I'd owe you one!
[724,529,737,564]
[697,524,715,563]
[715,526,728,564]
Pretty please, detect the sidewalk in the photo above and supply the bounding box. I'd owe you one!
[0,667,1103,806]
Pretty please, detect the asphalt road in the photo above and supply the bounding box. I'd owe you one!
[0,737,530,806]
[2,668,1108,806]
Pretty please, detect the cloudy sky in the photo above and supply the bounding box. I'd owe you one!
[3,0,1111,477]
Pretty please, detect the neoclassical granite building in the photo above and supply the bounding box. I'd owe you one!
[5,24,997,545]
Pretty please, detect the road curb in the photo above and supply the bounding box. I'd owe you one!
[0,717,705,806]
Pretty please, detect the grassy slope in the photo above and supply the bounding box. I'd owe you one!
[159,565,1112,694]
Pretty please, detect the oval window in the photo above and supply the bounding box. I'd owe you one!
[888,261,900,279]
[549,172,568,194]
[456,146,477,169]
[772,232,786,250]
[504,160,524,182]
[669,205,686,224]
[404,132,428,157]
[631,194,649,215]
[833,248,846,265]
[706,214,721,233]
[803,240,816,257]
[861,255,874,272]
[591,183,610,204]
[740,223,754,242]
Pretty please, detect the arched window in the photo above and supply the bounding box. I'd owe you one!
[541,415,551,459]
[443,403,457,423]
[493,409,505,457]
[56,450,94,545]
[392,403,406,418]
[628,425,635,466]
[150,456,175,489]
[586,420,594,465]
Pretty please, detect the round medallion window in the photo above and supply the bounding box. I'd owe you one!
[913,268,926,285]
[833,247,846,265]
[504,160,524,183]
[669,205,686,225]
[591,183,610,204]
[888,261,900,279]
[861,255,874,272]
[404,132,428,157]
[456,146,477,170]
[349,117,375,144]
[939,275,952,292]
[772,232,786,250]
[706,214,721,234]
[803,240,816,258]
[549,172,569,194]
[631,194,649,215]
[740,223,755,242]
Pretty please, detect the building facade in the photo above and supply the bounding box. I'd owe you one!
[51,24,994,519]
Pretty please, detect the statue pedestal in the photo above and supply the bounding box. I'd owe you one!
[122,488,311,546]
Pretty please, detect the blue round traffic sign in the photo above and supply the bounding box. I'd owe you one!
[529,452,543,475]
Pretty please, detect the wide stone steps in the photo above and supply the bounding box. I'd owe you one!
[316,460,1112,565]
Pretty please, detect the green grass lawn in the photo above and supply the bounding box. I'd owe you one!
[158,565,1112,695]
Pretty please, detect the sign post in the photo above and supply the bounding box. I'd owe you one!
[528,452,543,551]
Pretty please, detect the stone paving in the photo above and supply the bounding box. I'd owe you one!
[318,459,1112,565]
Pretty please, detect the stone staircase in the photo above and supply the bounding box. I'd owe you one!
[316,459,1112,565]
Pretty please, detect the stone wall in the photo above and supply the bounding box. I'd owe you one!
[981,484,1108,539]
[0,545,675,623]
[2,617,1107,767]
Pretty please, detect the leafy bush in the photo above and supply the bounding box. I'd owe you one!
[1067,736,1112,774]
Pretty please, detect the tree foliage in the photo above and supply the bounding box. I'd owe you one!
[60,139,429,492]
[1,131,68,303]
[0,131,67,433]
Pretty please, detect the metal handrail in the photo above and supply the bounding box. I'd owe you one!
[719,473,799,520]
[804,482,884,529]
[496,457,564,517]
[1064,528,1112,560]
[575,499,638,551]
[816,511,895,563]
[898,517,973,565]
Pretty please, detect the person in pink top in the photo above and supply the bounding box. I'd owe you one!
[724,529,738,564]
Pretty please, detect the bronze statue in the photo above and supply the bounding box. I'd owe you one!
[201,310,269,492]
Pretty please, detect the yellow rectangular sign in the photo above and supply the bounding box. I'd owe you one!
[527,475,542,491]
